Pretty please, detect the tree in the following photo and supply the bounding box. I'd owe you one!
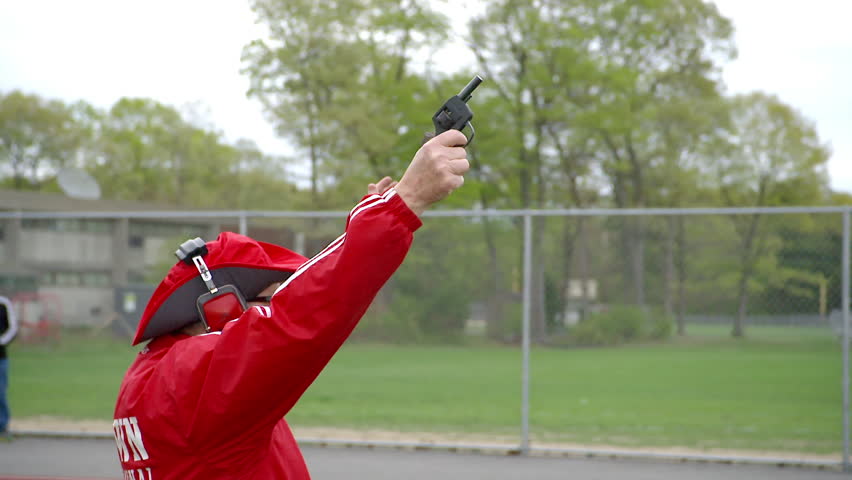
[243,0,448,209]
[577,0,733,307]
[467,0,735,340]
[713,92,831,336]
[0,90,83,189]
[0,92,303,213]
[89,98,275,208]
[469,0,592,341]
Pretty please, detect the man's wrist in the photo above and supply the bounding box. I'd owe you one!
[383,187,423,232]
[393,185,426,217]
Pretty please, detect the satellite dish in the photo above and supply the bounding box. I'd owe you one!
[57,167,102,200]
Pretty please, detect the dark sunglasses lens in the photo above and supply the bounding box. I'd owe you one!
[248,295,273,303]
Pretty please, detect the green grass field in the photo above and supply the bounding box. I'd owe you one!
[8,325,845,454]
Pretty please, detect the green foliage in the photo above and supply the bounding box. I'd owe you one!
[357,218,493,343]
[354,300,423,343]
[707,93,832,334]
[243,0,449,207]
[0,91,301,209]
[564,305,673,346]
[715,92,831,207]
[0,90,83,189]
[754,215,840,314]
[94,98,248,207]
[466,0,738,334]
[648,310,674,339]
[0,0,844,347]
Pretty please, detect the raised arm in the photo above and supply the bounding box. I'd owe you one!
[170,130,470,447]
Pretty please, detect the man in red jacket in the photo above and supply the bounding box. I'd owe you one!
[113,130,470,479]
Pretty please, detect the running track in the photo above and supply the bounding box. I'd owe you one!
[0,437,846,479]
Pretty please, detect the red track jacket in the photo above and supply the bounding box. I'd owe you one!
[113,189,421,479]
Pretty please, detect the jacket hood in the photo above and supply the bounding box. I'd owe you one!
[132,231,308,345]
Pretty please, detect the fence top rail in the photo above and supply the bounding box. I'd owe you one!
[0,205,850,220]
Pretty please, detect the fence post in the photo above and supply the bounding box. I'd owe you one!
[239,213,248,236]
[843,210,850,472]
[521,214,532,455]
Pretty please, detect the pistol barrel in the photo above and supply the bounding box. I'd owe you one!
[458,75,483,102]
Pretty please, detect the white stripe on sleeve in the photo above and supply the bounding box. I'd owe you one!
[273,234,346,295]
[272,188,398,297]
[351,188,396,220]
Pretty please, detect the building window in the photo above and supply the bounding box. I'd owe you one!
[129,221,205,239]
[128,271,148,284]
[23,219,56,230]
[80,272,111,287]
[22,218,112,233]
[38,271,110,287]
[55,272,80,287]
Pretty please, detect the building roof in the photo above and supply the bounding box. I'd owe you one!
[0,189,184,212]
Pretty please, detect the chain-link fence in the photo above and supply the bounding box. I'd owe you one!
[1,206,849,468]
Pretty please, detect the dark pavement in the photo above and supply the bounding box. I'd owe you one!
[0,437,845,480]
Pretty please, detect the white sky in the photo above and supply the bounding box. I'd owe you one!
[0,0,850,193]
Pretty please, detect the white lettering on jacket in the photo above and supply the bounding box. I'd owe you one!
[113,416,150,462]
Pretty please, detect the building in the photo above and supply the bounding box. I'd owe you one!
[0,189,269,333]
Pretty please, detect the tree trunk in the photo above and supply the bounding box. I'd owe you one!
[675,216,687,335]
[531,216,548,342]
[631,216,646,306]
[577,219,593,319]
[601,132,641,305]
[625,134,646,306]
[559,217,583,326]
[663,216,675,317]
[733,283,749,338]
[12,147,24,189]
[308,121,319,204]
[732,213,761,338]
[482,212,505,341]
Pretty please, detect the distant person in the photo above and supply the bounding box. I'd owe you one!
[0,294,18,437]
[112,130,470,479]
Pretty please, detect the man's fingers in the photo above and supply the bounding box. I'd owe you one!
[431,129,468,148]
[376,176,394,192]
[447,158,470,176]
[446,147,467,161]
[368,176,395,195]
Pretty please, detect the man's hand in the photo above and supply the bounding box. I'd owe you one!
[395,130,470,216]
[367,176,397,195]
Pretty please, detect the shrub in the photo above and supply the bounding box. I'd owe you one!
[565,305,673,347]
[355,297,423,343]
[647,312,674,340]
